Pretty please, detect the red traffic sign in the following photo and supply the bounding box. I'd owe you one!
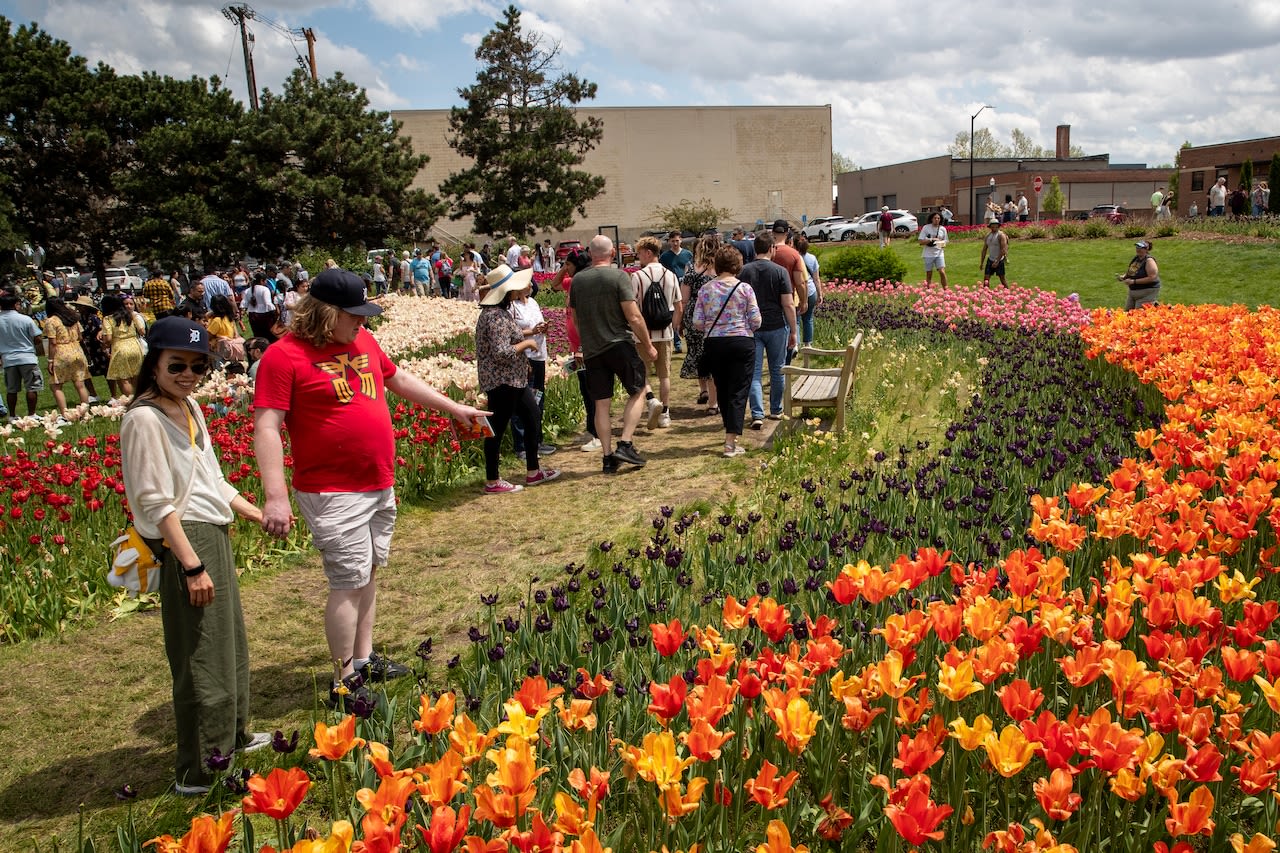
[1033,176,1044,194]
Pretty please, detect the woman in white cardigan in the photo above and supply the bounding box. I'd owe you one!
[119,317,267,795]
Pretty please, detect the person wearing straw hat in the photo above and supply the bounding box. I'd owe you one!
[475,264,559,493]
[253,268,491,710]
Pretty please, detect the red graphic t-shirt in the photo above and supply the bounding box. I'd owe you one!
[253,328,398,493]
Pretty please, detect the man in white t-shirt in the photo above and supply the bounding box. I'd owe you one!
[630,235,683,428]
[505,236,522,270]
[1209,178,1227,217]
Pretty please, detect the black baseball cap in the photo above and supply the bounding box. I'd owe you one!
[771,219,790,234]
[310,268,383,316]
[146,316,209,354]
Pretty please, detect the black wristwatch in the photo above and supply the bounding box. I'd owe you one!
[183,563,207,577]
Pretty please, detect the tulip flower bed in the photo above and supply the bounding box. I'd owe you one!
[130,286,1280,853]
[0,294,579,642]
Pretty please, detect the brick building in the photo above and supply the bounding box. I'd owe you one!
[1172,136,1280,216]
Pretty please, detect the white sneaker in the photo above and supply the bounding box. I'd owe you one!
[175,782,211,796]
[237,732,272,753]
[646,398,662,428]
[581,437,602,452]
[658,412,671,428]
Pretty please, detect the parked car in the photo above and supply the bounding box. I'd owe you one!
[800,216,851,241]
[1087,204,1128,224]
[555,240,584,263]
[828,210,920,240]
[102,267,144,292]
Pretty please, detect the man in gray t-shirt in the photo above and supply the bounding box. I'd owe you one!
[0,290,44,417]
[567,236,657,472]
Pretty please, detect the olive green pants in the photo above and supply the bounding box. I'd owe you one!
[157,522,250,787]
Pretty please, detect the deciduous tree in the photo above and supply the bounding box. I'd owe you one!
[441,5,604,237]
[648,198,733,237]
[1042,177,1066,216]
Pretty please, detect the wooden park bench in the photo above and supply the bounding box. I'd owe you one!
[779,334,864,434]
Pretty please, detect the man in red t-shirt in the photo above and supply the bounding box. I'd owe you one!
[253,268,488,709]
[769,219,807,317]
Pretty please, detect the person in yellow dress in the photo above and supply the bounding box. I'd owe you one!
[41,297,90,417]
[99,294,145,397]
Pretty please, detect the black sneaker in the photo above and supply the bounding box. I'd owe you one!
[602,454,620,474]
[538,443,557,456]
[613,441,646,467]
[359,651,411,682]
[328,672,374,714]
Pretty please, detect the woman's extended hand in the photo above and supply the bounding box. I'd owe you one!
[187,569,215,607]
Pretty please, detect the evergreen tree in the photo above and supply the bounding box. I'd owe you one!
[1241,158,1253,192]
[240,70,441,257]
[1042,177,1066,216]
[441,5,605,237]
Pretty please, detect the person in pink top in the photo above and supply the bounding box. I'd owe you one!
[557,249,600,451]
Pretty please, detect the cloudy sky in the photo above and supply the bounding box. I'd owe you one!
[2,0,1278,168]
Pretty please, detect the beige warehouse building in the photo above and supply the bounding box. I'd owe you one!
[392,105,834,244]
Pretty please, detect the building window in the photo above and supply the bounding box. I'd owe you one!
[883,194,897,210]
[864,196,877,213]
[1191,171,1204,192]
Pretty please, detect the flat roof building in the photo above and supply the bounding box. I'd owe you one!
[392,105,834,244]
[1173,135,1280,216]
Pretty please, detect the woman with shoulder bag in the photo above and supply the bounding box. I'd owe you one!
[120,317,269,795]
[692,244,762,457]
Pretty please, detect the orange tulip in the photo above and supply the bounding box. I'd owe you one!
[355,775,415,832]
[416,805,471,853]
[472,784,535,829]
[620,730,694,791]
[883,773,953,846]
[661,775,707,820]
[505,810,562,853]
[762,687,821,753]
[274,819,354,853]
[556,697,599,732]
[744,760,800,809]
[146,811,236,853]
[414,750,469,808]
[1165,784,1215,837]
[242,766,311,820]
[895,688,932,727]
[753,597,793,643]
[414,692,457,736]
[647,674,688,725]
[1230,833,1277,853]
[686,674,738,728]
[462,837,508,853]
[554,790,590,836]
[496,698,550,741]
[722,594,758,629]
[816,793,854,841]
[680,719,734,762]
[575,668,613,699]
[893,728,944,775]
[754,819,809,853]
[650,619,687,657]
[569,828,611,853]
[1033,768,1081,820]
[511,675,565,716]
[568,766,611,807]
[486,735,547,798]
[448,713,495,766]
[310,715,366,761]
[997,679,1044,722]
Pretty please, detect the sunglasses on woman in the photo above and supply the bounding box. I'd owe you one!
[165,361,210,375]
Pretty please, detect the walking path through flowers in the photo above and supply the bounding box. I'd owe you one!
[0,354,779,845]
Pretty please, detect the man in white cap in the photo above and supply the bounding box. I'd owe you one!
[254,268,490,710]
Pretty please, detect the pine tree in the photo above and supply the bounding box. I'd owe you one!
[1042,177,1066,216]
[441,5,605,237]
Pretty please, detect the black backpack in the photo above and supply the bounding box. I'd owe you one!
[640,269,673,331]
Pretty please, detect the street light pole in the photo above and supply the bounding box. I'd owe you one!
[970,104,993,226]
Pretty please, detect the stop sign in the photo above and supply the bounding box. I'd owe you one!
[1033,176,1044,194]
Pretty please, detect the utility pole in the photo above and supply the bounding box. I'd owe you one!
[303,28,318,80]
[222,4,259,111]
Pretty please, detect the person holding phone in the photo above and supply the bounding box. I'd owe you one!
[918,212,949,287]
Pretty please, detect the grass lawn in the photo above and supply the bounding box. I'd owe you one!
[816,235,1277,310]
